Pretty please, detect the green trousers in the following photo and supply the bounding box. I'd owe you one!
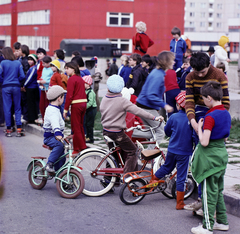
[202,169,228,231]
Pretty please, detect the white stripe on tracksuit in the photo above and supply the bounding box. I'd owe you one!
[203,179,211,230]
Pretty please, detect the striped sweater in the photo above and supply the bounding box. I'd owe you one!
[185,65,230,121]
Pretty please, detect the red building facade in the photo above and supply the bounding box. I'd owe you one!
[0,0,185,56]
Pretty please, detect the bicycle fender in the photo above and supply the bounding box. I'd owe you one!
[54,166,82,183]
[74,147,107,161]
[26,159,46,171]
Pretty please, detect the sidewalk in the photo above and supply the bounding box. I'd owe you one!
[23,82,240,217]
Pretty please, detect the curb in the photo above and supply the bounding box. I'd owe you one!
[24,123,240,218]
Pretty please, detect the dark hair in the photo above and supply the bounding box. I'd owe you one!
[171,27,181,36]
[186,48,192,54]
[216,62,225,72]
[21,45,29,56]
[13,42,21,50]
[183,58,190,64]
[200,81,223,101]
[190,52,210,71]
[129,53,142,65]
[72,51,81,57]
[36,48,46,55]
[54,49,65,60]
[49,93,64,102]
[42,55,52,63]
[2,47,16,61]
[64,62,80,76]
[142,54,153,66]
[28,56,37,65]
[71,56,84,67]
[156,51,175,70]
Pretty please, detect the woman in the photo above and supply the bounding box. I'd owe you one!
[118,54,132,85]
[63,62,87,156]
[0,47,25,137]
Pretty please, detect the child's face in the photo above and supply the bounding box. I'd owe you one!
[129,58,136,67]
[28,59,35,67]
[183,62,190,69]
[37,52,45,60]
[84,83,90,90]
[172,34,180,40]
[65,67,75,76]
[42,62,50,68]
[53,52,57,59]
[58,95,64,106]
[50,65,58,72]
[141,61,148,68]
[14,49,22,58]
[202,96,212,108]
[168,59,175,70]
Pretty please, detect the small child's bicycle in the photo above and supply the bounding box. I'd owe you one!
[27,137,85,199]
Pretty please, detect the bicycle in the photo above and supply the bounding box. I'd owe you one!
[27,137,85,199]
[74,122,170,197]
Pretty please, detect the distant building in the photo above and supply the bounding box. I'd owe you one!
[0,0,185,56]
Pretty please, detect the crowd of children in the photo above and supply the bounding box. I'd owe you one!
[0,25,232,233]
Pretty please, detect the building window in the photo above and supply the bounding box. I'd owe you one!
[190,2,195,7]
[0,35,11,47]
[189,21,194,27]
[209,22,213,27]
[238,4,240,9]
[107,12,133,27]
[0,0,11,4]
[217,13,222,18]
[190,12,195,17]
[18,36,49,51]
[216,22,222,28]
[18,10,50,25]
[18,0,31,2]
[209,3,213,8]
[200,12,205,18]
[0,14,11,26]
[200,22,205,27]
[209,13,213,18]
[217,4,222,9]
[237,13,240,18]
[201,3,206,8]
[109,38,132,53]
[232,42,239,53]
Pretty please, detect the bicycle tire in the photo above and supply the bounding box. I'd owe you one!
[56,169,84,199]
[74,151,116,196]
[119,178,147,205]
[28,162,47,190]
[161,176,176,199]
[171,175,196,200]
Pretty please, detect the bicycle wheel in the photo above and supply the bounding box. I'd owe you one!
[161,175,176,199]
[56,169,84,199]
[171,175,196,199]
[74,151,116,196]
[119,179,147,205]
[28,162,47,190]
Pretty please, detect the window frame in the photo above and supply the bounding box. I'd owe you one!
[109,38,132,53]
[106,12,133,27]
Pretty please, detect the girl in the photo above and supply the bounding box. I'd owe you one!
[63,62,87,156]
[0,47,25,137]
[118,55,132,85]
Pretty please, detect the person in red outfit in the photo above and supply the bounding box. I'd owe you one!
[49,60,63,88]
[133,21,154,56]
[63,62,87,156]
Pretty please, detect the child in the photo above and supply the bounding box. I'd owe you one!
[38,56,53,121]
[216,62,228,81]
[13,42,22,60]
[170,27,186,70]
[23,54,39,124]
[53,49,66,74]
[43,85,66,173]
[49,60,63,88]
[82,75,97,143]
[176,58,192,90]
[100,74,163,174]
[190,81,231,234]
[36,47,46,80]
[152,91,193,210]
[184,48,192,59]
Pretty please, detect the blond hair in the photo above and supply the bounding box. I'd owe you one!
[135,21,147,33]
[120,54,129,66]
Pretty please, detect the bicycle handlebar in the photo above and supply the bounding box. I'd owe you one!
[125,120,163,133]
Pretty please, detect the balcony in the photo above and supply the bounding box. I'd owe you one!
[208,17,214,22]
[208,27,213,31]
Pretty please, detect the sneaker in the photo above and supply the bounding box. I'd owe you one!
[5,130,12,137]
[184,198,202,211]
[196,208,203,216]
[213,222,229,231]
[191,224,212,234]
[85,138,94,143]
[16,128,25,137]
[45,163,55,173]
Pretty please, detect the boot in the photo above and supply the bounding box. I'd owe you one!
[176,191,185,210]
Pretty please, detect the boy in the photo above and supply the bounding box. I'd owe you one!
[216,62,228,81]
[170,27,186,70]
[152,91,193,210]
[100,75,163,174]
[36,47,47,80]
[13,42,22,60]
[176,58,192,90]
[126,53,148,96]
[82,75,97,143]
[43,85,66,173]
[191,81,231,234]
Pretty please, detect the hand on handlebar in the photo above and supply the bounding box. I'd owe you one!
[155,116,164,122]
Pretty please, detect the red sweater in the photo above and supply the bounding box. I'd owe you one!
[50,72,63,88]
[64,75,87,112]
[133,33,154,56]
[37,60,44,80]
[164,69,179,92]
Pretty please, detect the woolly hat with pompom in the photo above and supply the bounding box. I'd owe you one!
[107,75,124,93]
[121,87,134,101]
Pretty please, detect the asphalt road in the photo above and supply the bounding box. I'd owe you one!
[0,130,239,234]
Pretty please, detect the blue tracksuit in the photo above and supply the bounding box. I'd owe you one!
[170,38,186,70]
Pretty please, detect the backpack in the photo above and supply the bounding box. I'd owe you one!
[61,74,68,90]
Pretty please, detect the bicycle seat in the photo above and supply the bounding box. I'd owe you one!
[141,149,161,161]
[42,144,53,150]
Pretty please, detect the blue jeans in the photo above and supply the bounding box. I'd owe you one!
[44,136,65,171]
[155,151,190,192]
[2,86,22,127]
[165,88,180,118]
[0,84,5,124]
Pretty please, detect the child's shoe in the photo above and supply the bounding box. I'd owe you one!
[5,129,12,137]
[45,162,55,173]
[16,128,25,137]
[213,222,229,231]
[191,224,212,234]
[184,198,202,211]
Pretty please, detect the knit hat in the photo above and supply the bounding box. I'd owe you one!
[28,54,38,64]
[218,36,229,50]
[82,75,93,85]
[175,91,186,108]
[50,60,61,70]
[121,87,134,101]
[47,85,66,100]
[107,75,124,93]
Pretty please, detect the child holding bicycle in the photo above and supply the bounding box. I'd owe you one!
[191,81,231,234]
[152,91,193,210]
[100,74,163,174]
[43,85,66,173]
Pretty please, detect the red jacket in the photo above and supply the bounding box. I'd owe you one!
[37,60,44,80]
[50,72,63,88]
[133,33,154,56]
[164,69,180,92]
